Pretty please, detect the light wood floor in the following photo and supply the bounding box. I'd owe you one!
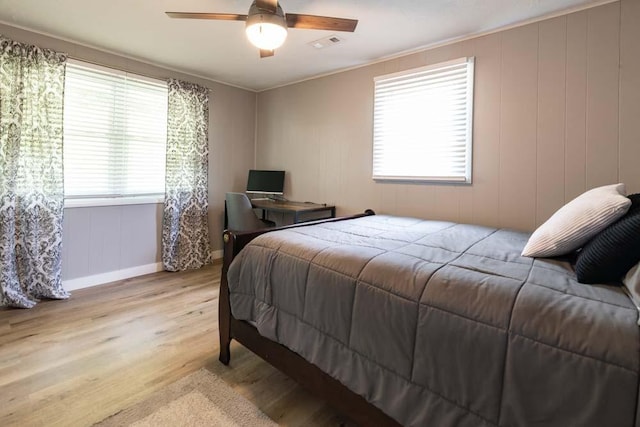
[0,263,350,427]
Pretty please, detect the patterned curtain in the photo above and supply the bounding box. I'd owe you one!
[162,79,211,271]
[0,36,69,308]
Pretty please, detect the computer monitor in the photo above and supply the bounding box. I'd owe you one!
[246,169,285,195]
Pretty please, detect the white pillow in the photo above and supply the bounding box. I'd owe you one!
[623,262,640,326]
[522,183,631,257]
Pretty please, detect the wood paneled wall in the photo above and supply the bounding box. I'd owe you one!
[256,1,640,232]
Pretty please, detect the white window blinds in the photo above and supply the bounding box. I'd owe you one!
[372,57,474,183]
[63,60,168,200]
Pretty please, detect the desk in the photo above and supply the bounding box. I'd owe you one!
[251,199,336,224]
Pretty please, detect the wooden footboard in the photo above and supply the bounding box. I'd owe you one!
[218,210,400,426]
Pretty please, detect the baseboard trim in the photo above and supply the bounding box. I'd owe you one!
[63,250,223,291]
[211,249,223,261]
[63,262,164,291]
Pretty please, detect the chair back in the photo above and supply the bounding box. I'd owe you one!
[225,192,267,231]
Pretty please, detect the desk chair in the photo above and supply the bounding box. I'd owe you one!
[225,192,276,231]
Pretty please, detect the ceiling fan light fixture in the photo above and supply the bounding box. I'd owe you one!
[245,1,287,50]
[246,22,287,50]
[167,1,358,58]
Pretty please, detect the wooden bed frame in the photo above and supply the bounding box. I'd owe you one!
[218,211,400,426]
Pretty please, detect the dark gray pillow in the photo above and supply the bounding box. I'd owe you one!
[575,194,640,284]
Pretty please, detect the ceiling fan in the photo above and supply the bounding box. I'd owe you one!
[166,0,358,58]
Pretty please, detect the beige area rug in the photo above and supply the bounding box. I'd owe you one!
[95,368,277,427]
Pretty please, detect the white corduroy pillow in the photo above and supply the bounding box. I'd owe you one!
[522,183,631,257]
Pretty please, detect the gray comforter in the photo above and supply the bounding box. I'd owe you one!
[227,215,640,426]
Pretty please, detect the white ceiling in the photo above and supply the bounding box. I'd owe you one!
[0,0,609,91]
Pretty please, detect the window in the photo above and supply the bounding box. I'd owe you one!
[372,57,474,183]
[63,60,168,205]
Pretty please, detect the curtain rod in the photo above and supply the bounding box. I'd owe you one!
[67,55,213,92]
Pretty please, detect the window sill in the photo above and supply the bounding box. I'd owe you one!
[373,176,472,185]
[64,195,165,208]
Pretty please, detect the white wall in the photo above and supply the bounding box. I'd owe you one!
[256,1,640,232]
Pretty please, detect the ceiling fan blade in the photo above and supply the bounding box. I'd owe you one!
[285,14,358,32]
[165,12,247,21]
[260,49,275,58]
[256,0,278,14]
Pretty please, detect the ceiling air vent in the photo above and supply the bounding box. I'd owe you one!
[308,35,343,49]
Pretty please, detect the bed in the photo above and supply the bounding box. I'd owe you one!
[219,211,640,426]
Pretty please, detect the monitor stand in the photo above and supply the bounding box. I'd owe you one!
[247,194,285,202]
[267,194,286,202]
